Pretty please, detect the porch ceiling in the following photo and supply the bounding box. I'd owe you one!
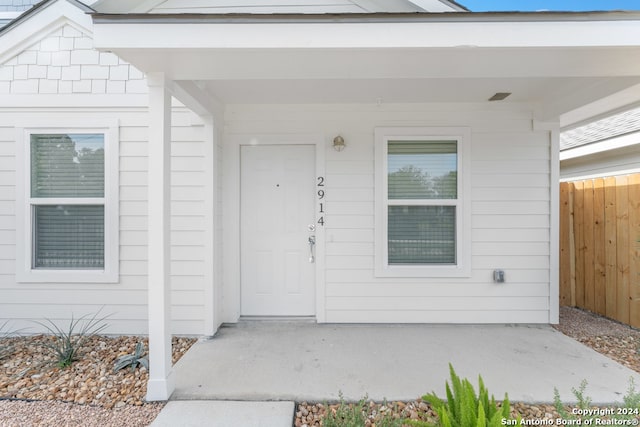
[92,13,640,120]
[107,46,640,120]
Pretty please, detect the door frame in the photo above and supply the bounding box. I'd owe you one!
[222,133,326,322]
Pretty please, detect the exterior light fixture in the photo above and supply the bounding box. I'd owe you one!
[333,135,345,151]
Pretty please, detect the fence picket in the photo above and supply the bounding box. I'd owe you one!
[559,182,573,307]
[616,175,630,324]
[604,176,618,320]
[593,178,606,316]
[583,179,595,312]
[629,174,640,328]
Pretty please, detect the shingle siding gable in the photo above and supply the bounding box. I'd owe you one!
[0,24,147,94]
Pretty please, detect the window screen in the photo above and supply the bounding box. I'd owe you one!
[33,205,105,269]
[388,206,456,264]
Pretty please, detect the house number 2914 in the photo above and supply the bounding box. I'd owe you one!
[317,176,325,226]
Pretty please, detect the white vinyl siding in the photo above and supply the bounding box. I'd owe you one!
[224,104,553,324]
[0,107,211,335]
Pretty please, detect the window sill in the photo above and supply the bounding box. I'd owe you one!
[16,269,119,284]
[375,263,471,278]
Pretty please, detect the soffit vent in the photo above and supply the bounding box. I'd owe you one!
[488,92,511,101]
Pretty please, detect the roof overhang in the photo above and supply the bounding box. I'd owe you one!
[91,12,640,120]
[91,0,467,14]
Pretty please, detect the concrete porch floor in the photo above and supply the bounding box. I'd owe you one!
[171,322,640,405]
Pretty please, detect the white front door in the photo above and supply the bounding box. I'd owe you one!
[240,144,316,316]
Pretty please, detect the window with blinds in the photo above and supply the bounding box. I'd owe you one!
[387,140,457,265]
[30,134,105,269]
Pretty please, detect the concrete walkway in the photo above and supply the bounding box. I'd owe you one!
[153,322,640,426]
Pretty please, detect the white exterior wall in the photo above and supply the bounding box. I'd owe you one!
[0,24,211,336]
[224,104,553,323]
[0,106,210,335]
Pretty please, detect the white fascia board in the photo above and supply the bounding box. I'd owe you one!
[559,130,640,161]
[0,0,93,64]
[0,12,21,19]
[407,0,464,12]
[93,19,640,51]
[91,0,149,13]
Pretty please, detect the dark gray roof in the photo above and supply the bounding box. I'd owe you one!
[560,106,640,151]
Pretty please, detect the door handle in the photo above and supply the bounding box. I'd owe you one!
[308,235,316,263]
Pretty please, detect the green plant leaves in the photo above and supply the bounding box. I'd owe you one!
[113,342,149,373]
[420,363,516,427]
[34,308,111,368]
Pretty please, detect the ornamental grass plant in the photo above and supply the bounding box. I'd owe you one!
[410,364,517,427]
[34,309,111,368]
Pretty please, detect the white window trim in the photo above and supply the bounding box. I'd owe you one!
[374,127,471,278]
[15,120,119,283]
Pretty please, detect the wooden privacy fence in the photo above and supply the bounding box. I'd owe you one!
[560,174,640,328]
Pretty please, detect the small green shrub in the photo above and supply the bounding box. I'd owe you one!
[415,364,516,427]
[554,378,640,422]
[0,320,20,360]
[553,379,589,420]
[322,393,367,427]
[321,393,404,427]
[35,309,110,368]
[114,341,149,373]
[623,378,640,411]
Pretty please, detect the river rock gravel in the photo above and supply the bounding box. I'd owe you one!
[0,335,195,426]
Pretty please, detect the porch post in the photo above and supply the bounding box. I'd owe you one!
[145,72,174,401]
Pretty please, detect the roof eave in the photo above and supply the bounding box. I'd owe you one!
[0,0,94,36]
[90,10,640,25]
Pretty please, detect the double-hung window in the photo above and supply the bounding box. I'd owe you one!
[375,127,470,277]
[16,123,119,282]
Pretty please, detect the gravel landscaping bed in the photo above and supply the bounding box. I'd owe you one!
[2,306,639,426]
[553,306,640,373]
[0,335,195,426]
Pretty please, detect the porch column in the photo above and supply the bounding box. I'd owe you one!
[146,72,174,401]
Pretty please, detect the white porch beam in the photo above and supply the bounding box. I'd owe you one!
[145,72,174,401]
[560,83,640,128]
[171,80,224,119]
[534,77,640,122]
